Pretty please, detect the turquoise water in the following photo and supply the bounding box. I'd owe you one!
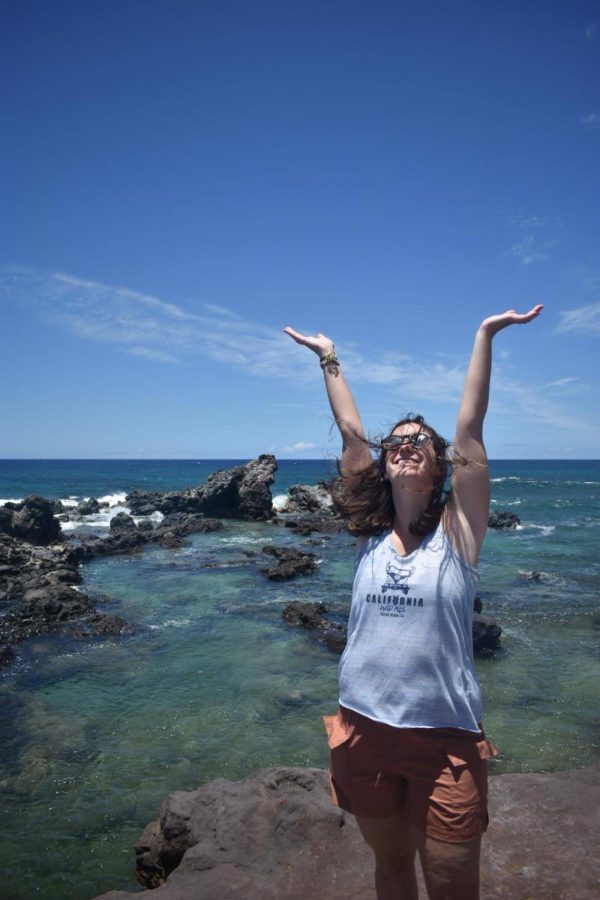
[0,459,598,899]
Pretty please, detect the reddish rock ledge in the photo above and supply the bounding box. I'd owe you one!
[93,764,599,899]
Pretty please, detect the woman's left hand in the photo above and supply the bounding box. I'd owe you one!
[480,304,543,337]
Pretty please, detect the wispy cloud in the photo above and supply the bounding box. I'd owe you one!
[1,266,595,437]
[580,112,600,128]
[555,303,600,336]
[505,235,552,265]
[508,209,559,228]
[585,22,598,43]
[540,377,579,389]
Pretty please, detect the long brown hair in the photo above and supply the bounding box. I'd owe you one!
[331,414,463,537]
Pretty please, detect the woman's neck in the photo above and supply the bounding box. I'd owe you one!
[390,482,431,537]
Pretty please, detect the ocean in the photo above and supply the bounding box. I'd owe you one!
[0,458,598,899]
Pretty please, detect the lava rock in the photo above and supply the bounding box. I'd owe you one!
[91,765,600,900]
[488,511,520,529]
[259,546,318,580]
[77,498,100,515]
[472,612,502,654]
[282,601,347,651]
[126,455,277,521]
[110,512,138,533]
[10,496,62,544]
[283,483,335,514]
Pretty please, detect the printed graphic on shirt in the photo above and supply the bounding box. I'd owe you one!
[381,561,414,595]
[363,561,424,618]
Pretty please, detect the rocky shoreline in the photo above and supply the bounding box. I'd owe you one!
[92,763,600,900]
[0,455,510,667]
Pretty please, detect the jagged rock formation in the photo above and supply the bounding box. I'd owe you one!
[126,455,277,520]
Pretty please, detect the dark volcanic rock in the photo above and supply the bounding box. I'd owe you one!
[259,545,317,580]
[282,601,347,651]
[126,455,277,521]
[10,496,62,544]
[472,612,502,654]
[283,515,347,535]
[0,506,14,536]
[92,765,600,900]
[78,498,100,515]
[74,513,223,561]
[488,510,520,529]
[110,512,137,533]
[284,482,335,514]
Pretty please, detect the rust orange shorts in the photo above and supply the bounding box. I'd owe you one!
[323,705,498,844]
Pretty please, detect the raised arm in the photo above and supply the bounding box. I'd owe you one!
[445,305,543,564]
[283,327,372,476]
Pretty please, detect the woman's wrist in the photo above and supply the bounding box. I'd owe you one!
[320,349,340,374]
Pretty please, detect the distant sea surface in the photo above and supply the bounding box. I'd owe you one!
[1,458,599,900]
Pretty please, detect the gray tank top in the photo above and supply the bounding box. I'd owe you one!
[338,522,483,732]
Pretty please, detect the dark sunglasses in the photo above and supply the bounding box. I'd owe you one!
[381,432,432,451]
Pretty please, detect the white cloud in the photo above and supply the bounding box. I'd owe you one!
[284,441,317,452]
[585,22,598,43]
[555,303,600,336]
[580,112,600,128]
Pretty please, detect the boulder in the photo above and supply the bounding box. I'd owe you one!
[488,511,520,529]
[0,506,13,536]
[10,496,62,544]
[110,512,137,533]
[77,498,100,515]
[92,765,600,900]
[283,483,335,514]
[472,612,502,654]
[259,546,317,580]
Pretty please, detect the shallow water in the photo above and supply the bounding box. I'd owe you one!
[0,459,598,898]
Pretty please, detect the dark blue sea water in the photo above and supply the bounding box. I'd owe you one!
[0,458,598,899]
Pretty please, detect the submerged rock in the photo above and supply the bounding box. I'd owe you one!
[92,765,600,900]
[282,601,347,651]
[259,546,318,580]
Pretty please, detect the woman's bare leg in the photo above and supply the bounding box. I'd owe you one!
[413,829,481,900]
[356,810,418,900]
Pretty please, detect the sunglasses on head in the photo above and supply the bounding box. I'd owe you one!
[381,432,432,451]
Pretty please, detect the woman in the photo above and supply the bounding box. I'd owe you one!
[284,305,543,900]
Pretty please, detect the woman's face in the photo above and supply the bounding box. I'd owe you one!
[383,422,437,489]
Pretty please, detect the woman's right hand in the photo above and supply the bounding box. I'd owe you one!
[283,326,335,359]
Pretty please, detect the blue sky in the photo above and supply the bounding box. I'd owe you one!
[1,0,599,459]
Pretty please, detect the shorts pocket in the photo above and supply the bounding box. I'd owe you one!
[445,734,498,769]
[322,713,353,750]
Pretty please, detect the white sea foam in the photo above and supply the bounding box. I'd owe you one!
[148,618,192,630]
[515,523,556,537]
[97,492,128,506]
[59,506,163,533]
[0,498,24,505]
[272,494,289,511]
